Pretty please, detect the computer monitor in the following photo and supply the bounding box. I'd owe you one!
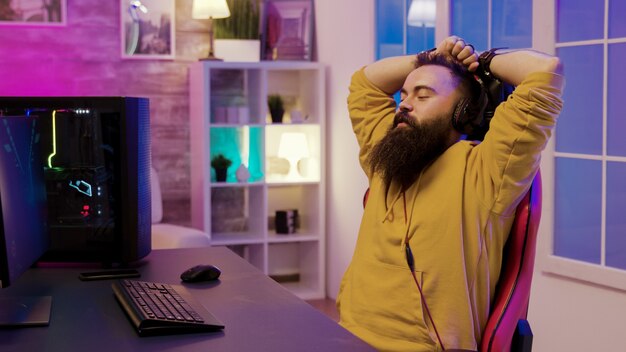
[0,97,152,265]
[0,96,153,325]
[0,112,52,326]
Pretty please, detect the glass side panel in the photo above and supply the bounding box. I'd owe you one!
[557,0,604,42]
[451,0,488,50]
[492,0,532,49]
[607,43,626,156]
[609,0,626,38]
[606,161,626,270]
[555,45,603,155]
[554,158,602,264]
[376,0,405,59]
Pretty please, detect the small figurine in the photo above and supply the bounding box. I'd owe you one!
[236,164,251,182]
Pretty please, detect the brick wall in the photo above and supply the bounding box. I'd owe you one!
[0,0,214,225]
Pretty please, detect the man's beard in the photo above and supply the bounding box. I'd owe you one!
[369,111,454,190]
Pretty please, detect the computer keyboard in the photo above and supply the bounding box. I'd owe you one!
[112,279,225,336]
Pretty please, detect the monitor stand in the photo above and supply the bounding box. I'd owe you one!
[0,296,52,327]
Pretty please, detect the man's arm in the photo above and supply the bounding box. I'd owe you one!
[472,47,564,215]
[363,36,478,94]
[362,55,417,95]
[487,49,563,86]
[361,36,562,96]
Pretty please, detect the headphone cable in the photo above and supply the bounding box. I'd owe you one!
[403,193,446,350]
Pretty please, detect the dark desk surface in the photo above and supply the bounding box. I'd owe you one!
[0,247,375,352]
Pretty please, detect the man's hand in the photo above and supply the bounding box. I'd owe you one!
[362,36,481,94]
[435,36,479,72]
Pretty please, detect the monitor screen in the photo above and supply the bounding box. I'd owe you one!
[0,113,48,288]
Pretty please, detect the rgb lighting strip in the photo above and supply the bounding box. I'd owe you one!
[47,110,57,168]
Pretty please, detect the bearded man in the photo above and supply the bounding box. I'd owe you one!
[337,36,564,351]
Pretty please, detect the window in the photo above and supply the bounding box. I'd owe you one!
[375,0,435,60]
[450,0,531,51]
[548,0,626,289]
[375,0,436,104]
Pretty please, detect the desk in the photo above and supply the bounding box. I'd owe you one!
[0,247,375,352]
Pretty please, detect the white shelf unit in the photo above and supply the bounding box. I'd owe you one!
[189,61,325,300]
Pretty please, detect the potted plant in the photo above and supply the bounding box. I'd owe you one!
[211,154,232,182]
[267,94,284,123]
[213,0,261,61]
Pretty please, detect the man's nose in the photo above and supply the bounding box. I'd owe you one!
[398,100,413,112]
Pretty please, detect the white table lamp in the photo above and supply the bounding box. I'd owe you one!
[192,0,231,61]
[278,132,310,180]
[407,0,436,27]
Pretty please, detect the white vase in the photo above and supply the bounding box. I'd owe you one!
[214,39,261,62]
[236,164,251,182]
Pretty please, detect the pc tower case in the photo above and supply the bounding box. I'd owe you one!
[0,97,151,264]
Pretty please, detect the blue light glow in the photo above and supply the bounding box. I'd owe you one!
[69,180,93,197]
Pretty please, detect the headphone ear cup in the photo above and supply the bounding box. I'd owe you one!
[452,98,474,134]
[452,83,490,135]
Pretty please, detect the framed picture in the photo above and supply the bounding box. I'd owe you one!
[120,0,175,59]
[0,0,66,26]
[262,0,313,61]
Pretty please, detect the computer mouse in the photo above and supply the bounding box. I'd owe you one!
[180,264,221,283]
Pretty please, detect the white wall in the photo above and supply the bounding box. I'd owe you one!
[529,266,626,351]
[314,0,374,299]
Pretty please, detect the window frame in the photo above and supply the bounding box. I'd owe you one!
[441,0,626,290]
[534,0,626,291]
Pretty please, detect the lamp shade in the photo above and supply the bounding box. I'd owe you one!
[407,0,436,27]
[278,132,310,159]
[192,0,231,19]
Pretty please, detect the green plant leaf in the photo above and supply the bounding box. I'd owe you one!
[214,0,260,40]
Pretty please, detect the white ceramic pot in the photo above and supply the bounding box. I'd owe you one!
[214,39,261,62]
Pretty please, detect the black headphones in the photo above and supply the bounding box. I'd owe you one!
[451,55,515,140]
[451,76,489,136]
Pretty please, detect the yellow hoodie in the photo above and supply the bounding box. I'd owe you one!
[337,68,564,351]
